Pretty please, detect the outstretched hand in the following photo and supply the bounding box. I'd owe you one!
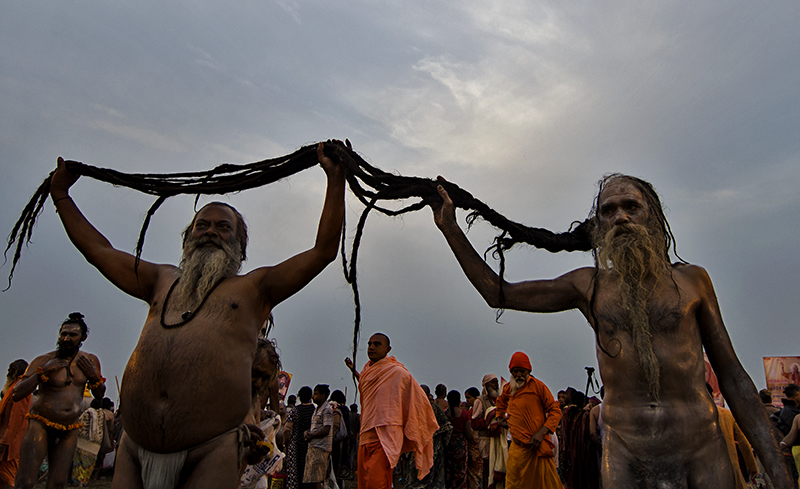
[50,157,80,198]
[317,139,350,180]
[431,176,456,229]
[344,357,355,372]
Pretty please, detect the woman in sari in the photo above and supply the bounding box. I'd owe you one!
[282,386,315,489]
[445,390,476,489]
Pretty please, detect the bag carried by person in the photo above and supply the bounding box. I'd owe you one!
[333,408,347,442]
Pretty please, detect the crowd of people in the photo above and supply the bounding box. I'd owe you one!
[4,329,798,489]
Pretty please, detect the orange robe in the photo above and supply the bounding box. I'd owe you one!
[495,376,562,489]
[717,406,757,489]
[358,356,439,486]
[0,380,32,486]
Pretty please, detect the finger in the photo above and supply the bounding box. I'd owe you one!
[345,139,352,150]
[317,142,326,161]
[436,185,451,202]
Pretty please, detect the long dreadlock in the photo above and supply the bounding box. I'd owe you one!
[5,141,594,370]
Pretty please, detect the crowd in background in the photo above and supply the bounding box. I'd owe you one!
[2,354,800,489]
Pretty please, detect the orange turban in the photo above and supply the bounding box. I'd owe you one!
[509,351,532,371]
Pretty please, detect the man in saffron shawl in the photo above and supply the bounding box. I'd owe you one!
[345,333,439,489]
[432,174,793,487]
[494,352,562,489]
[13,313,105,489]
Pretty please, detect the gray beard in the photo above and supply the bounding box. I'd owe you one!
[176,242,241,310]
[486,386,498,399]
[509,377,526,395]
[595,223,670,399]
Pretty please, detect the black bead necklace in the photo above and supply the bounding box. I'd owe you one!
[160,277,225,329]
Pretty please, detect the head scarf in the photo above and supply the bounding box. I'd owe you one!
[509,351,532,372]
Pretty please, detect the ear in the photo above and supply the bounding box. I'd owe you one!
[387,345,392,353]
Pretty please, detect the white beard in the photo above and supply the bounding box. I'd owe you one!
[509,377,527,395]
[175,238,241,310]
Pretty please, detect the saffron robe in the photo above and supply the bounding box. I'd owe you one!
[359,356,439,479]
[495,376,562,489]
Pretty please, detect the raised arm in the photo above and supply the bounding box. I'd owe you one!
[50,158,163,302]
[694,265,793,488]
[432,184,591,313]
[254,142,346,309]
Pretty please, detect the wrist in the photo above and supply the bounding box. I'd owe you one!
[50,190,70,203]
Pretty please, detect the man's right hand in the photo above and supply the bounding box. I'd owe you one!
[344,358,355,371]
[50,157,80,199]
[40,357,68,376]
[432,178,456,230]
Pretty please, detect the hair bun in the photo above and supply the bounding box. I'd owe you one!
[68,312,84,321]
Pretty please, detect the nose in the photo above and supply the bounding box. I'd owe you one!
[613,209,630,225]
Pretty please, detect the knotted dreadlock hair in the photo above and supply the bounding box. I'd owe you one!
[62,311,89,337]
[5,142,601,368]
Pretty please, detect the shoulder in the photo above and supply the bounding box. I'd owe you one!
[81,352,101,363]
[672,263,711,283]
[28,352,56,368]
[552,266,597,293]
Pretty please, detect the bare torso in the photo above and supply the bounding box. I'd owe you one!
[579,264,733,487]
[28,351,98,426]
[121,268,265,452]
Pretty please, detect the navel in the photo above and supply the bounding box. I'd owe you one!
[231,302,239,309]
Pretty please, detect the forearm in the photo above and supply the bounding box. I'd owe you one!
[726,383,792,486]
[12,375,40,401]
[312,174,346,262]
[438,219,504,307]
[51,192,116,264]
[309,425,331,439]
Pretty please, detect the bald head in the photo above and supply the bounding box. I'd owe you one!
[367,333,391,362]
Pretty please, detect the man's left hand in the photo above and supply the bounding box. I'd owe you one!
[76,355,100,383]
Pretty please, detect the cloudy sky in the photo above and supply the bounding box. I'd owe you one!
[2,1,799,405]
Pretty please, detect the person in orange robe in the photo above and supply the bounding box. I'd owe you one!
[345,333,439,489]
[495,351,563,489]
[0,360,32,488]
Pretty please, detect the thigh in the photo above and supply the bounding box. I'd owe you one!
[45,428,78,489]
[15,421,49,488]
[181,430,241,489]
[111,433,144,489]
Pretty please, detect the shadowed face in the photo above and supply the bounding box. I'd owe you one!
[57,323,84,356]
[597,181,649,233]
[367,334,391,362]
[465,392,476,407]
[312,389,327,406]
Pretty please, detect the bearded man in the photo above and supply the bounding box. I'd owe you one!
[470,374,503,488]
[432,173,793,488]
[48,141,346,489]
[13,313,105,489]
[495,352,562,489]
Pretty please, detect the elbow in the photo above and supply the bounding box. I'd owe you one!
[484,291,505,309]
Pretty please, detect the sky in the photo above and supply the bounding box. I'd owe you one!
[1,1,799,406]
